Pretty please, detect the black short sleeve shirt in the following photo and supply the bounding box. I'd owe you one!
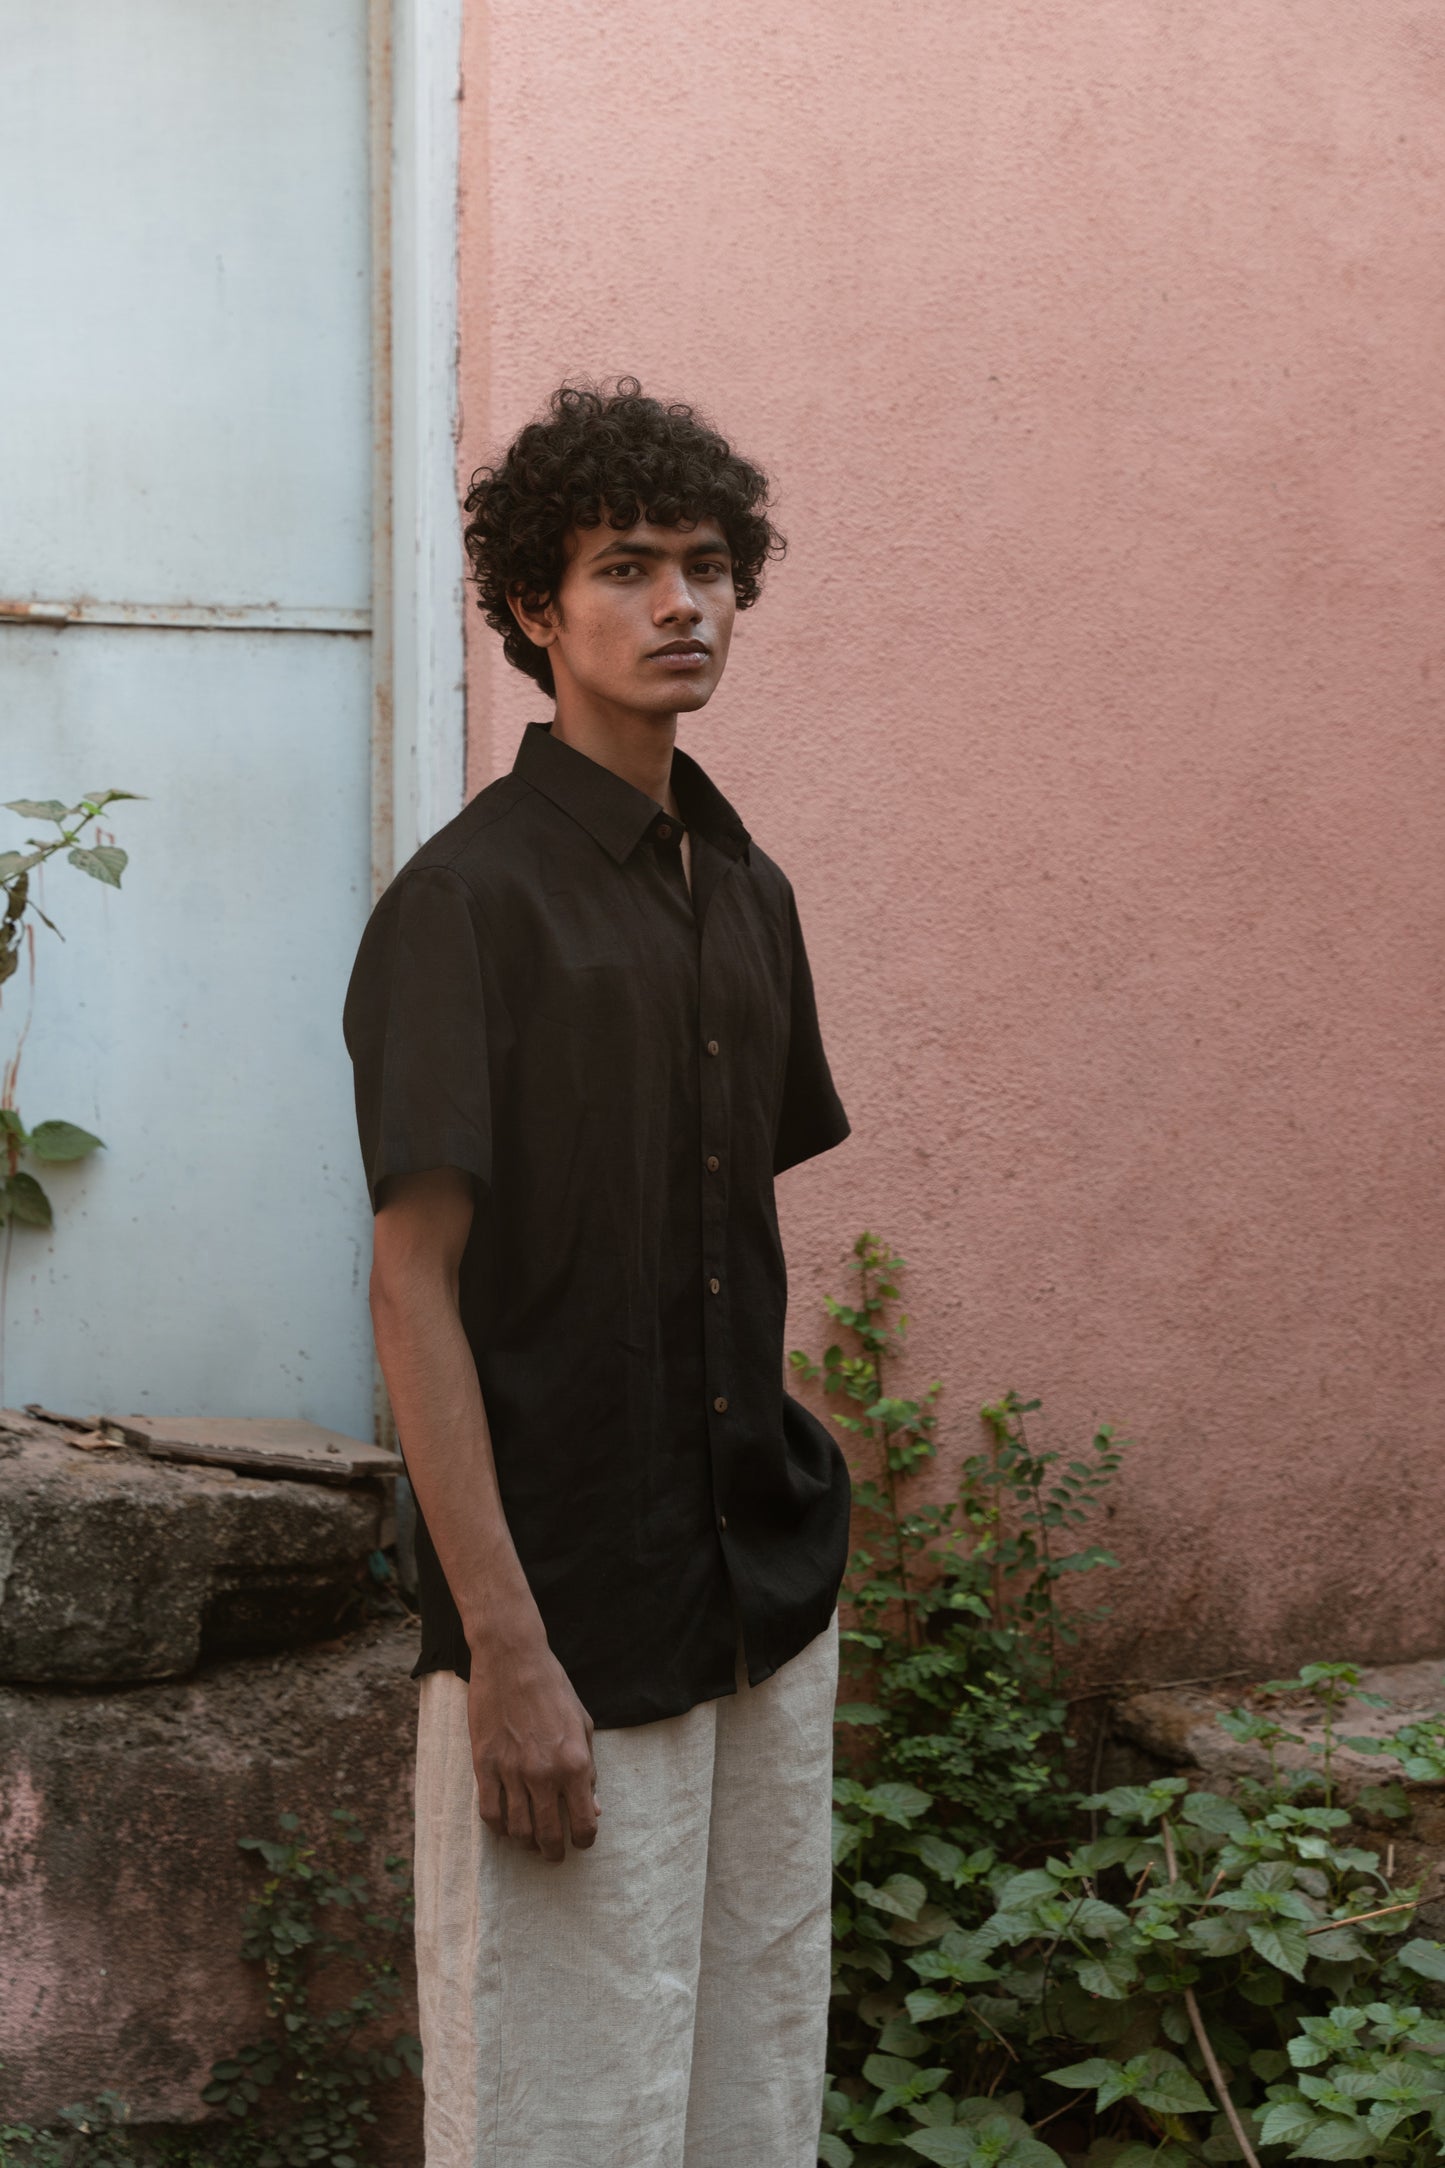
[342,720,852,1729]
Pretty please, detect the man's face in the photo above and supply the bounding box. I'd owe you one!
[523,515,737,718]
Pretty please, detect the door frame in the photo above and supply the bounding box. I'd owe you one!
[367,0,466,1452]
[369,0,466,902]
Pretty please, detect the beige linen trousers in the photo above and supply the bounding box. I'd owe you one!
[412,1614,840,2168]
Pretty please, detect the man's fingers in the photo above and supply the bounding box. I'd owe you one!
[529,1782,568,1866]
[501,1777,538,1849]
[475,1765,506,1838]
[562,1758,600,1850]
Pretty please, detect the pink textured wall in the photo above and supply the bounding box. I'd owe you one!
[456,2,1445,1683]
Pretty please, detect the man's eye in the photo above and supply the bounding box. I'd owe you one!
[602,563,641,578]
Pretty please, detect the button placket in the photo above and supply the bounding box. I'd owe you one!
[698,913,734,1534]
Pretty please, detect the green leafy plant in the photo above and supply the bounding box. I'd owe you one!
[792,1234,1127,2166]
[199,1805,420,2166]
[1,791,142,1230]
[0,1111,103,1231]
[803,1236,1445,2166]
[821,1667,1445,2164]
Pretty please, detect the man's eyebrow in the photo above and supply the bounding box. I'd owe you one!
[586,533,731,563]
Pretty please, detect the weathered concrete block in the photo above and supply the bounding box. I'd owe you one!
[1110,1655,1445,1930]
[1113,1656,1445,1810]
[0,1415,385,1683]
[0,1614,422,2148]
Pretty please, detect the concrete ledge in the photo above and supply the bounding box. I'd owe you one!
[0,1413,385,1683]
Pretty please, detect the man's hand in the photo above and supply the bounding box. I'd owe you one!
[468,1631,600,1864]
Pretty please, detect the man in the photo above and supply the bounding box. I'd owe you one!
[342,379,852,2167]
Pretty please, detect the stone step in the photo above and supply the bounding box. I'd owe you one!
[0,1410,390,1684]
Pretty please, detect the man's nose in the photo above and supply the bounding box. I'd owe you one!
[655,573,702,622]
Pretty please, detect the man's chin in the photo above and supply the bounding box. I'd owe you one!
[644,673,717,713]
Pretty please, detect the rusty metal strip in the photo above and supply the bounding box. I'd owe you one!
[0,599,371,633]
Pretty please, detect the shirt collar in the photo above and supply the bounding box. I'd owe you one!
[512,720,752,865]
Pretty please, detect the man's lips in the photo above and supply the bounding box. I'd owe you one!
[647,640,710,660]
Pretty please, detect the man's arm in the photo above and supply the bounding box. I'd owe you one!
[369,1165,599,1863]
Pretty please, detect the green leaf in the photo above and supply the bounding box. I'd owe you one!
[1259,2099,1320,2148]
[1075,1949,1139,1999]
[1189,1914,1252,1957]
[835,1702,887,1726]
[905,2124,1065,2167]
[877,2015,929,2058]
[4,799,76,821]
[818,2137,854,2168]
[67,843,127,887]
[1286,2118,1381,2159]
[856,1874,929,1922]
[1131,2049,1212,2117]
[28,1120,104,1162]
[1079,1779,1187,1824]
[1045,2057,1115,2093]
[905,1988,965,2024]
[1064,1897,1130,1940]
[1242,1860,1298,1893]
[865,1782,935,1824]
[903,2134,978,2166]
[994,1870,1062,1911]
[1303,1928,1366,1963]
[1182,1791,1251,1837]
[1248,1919,1310,1981]
[912,1833,971,1881]
[2,1173,52,1227]
[1288,2010,1368,2066]
[864,2052,922,2090]
[888,1901,957,1948]
[1396,1938,1445,1982]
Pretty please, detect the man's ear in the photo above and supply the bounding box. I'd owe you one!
[507,586,558,653]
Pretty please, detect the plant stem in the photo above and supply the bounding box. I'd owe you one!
[1016,1406,1058,1686]
[1183,1990,1262,2168]
[1304,1901,1416,1936]
[985,1409,1005,1630]
[1322,1693,1336,1808]
[1160,1816,1263,2168]
[968,2005,1018,2063]
[1030,2090,1085,2133]
[867,1252,916,1651]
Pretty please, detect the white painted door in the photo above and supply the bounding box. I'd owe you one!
[1,4,377,1435]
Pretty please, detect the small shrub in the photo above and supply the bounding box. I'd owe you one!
[802,1234,1445,2167]
[792,1233,1126,2163]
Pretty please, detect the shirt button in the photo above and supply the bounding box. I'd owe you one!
[657,821,672,838]
[708,1276,720,1295]
[719,1514,728,1532]
[714,1395,728,1413]
[706,1038,720,1056]
[705,1154,720,1173]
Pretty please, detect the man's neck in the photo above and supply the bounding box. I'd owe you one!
[548,697,682,818]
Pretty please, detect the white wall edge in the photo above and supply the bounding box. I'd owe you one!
[388,0,466,874]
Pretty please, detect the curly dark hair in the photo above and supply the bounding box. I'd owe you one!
[461,377,785,696]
